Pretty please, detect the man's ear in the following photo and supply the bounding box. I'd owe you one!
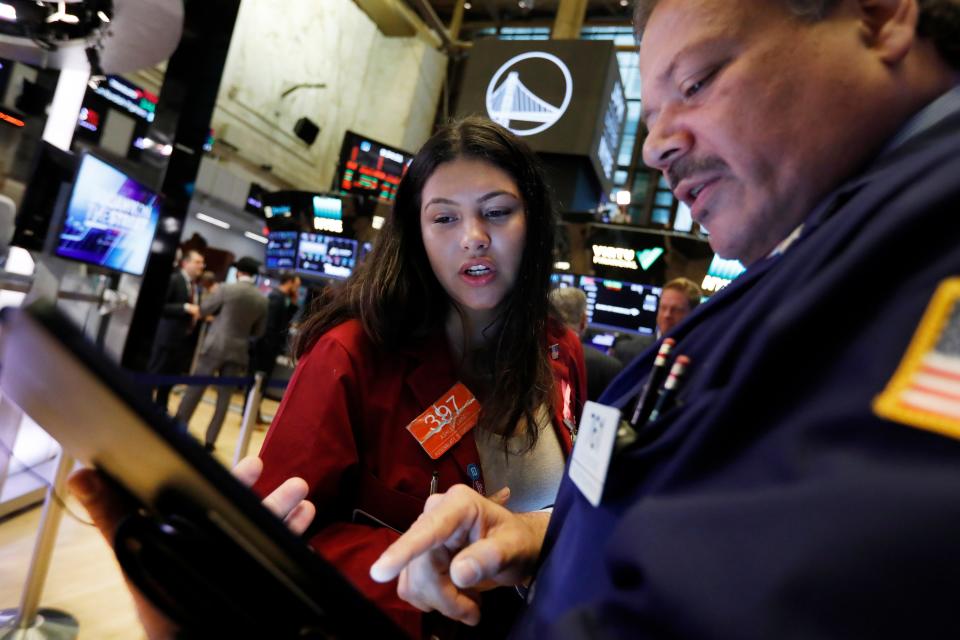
[856,0,918,65]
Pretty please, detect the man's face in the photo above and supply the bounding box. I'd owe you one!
[284,277,301,295]
[181,252,205,280]
[657,288,692,335]
[640,0,883,264]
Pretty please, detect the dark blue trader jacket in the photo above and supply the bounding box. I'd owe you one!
[514,108,960,638]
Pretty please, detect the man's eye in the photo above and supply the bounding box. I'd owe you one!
[682,67,719,100]
[683,80,705,98]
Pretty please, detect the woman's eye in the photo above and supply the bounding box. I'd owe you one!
[433,214,456,224]
[484,208,511,219]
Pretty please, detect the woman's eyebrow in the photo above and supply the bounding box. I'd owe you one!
[477,190,519,203]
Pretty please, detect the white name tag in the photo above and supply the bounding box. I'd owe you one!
[568,401,621,507]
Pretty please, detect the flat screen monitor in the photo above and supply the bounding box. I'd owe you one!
[265,231,298,270]
[336,132,413,204]
[550,273,576,289]
[700,254,747,294]
[245,182,266,216]
[297,233,358,280]
[53,154,161,276]
[589,332,617,349]
[311,195,344,234]
[263,191,352,234]
[580,275,659,335]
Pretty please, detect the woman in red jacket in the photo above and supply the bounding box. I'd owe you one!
[252,116,587,638]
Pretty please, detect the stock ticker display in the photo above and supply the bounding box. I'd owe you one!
[337,132,413,203]
[265,231,298,269]
[297,232,358,280]
[580,275,660,335]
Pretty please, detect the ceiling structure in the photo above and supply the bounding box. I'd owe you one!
[413,0,634,30]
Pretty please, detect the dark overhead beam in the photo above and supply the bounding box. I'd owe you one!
[409,0,455,49]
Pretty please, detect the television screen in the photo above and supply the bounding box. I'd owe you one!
[54,154,160,276]
[336,132,413,203]
[265,231,298,270]
[589,332,617,349]
[550,273,576,289]
[297,232,358,280]
[311,195,344,234]
[245,182,266,216]
[263,191,354,234]
[580,275,659,335]
[701,254,747,294]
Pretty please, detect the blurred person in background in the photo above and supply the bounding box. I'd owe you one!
[250,271,301,423]
[549,286,623,401]
[176,256,267,451]
[149,249,204,413]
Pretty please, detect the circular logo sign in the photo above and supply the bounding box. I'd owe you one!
[485,51,573,137]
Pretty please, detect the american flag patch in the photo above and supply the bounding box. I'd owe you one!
[549,343,560,360]
[874,278,960,439]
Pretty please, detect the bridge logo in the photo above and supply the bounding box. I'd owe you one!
[485,52,573,137]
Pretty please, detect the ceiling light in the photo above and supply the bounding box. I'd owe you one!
[463,1,472,8]
[196,212,230,229]
[46,1,78,24]
[244,231,268,244]
[0,3,17,22]
[97,10,110,22]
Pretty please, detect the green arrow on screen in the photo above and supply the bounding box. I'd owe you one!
[636,247,664,270]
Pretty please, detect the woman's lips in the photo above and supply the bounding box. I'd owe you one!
[459,261,496,286]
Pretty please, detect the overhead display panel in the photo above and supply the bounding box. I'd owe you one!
[456,39,626,195]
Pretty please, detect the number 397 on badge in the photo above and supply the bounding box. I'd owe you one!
[406,383,481,459]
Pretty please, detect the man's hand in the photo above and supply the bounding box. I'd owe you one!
[67,456,316,638]
[369,484,549,626]
[184,303,200,320]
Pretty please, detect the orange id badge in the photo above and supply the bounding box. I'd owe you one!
[406,383,481,460]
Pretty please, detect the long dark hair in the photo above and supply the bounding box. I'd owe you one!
[295,116,557,447]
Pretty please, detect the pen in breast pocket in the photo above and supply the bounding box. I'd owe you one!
[647,355,691,424]
[429,470,439,496]
[629,338,675,428]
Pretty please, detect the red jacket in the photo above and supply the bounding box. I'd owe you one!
[254,318,586,637]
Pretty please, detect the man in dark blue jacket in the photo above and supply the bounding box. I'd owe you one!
[368,0,960,637]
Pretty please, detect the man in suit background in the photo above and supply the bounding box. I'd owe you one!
[610,277,702,367]
[250,271,301,422]
[549,286,623,402]
[148,249,205,412]
[176,256,268,451]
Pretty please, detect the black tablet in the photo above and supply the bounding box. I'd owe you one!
[0,302,405,638]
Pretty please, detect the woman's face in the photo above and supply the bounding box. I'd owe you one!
[420,157,527,326]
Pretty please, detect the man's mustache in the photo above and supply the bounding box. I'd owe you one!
[666,156,728,191]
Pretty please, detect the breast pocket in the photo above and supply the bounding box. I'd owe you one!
[602,388,723,504]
